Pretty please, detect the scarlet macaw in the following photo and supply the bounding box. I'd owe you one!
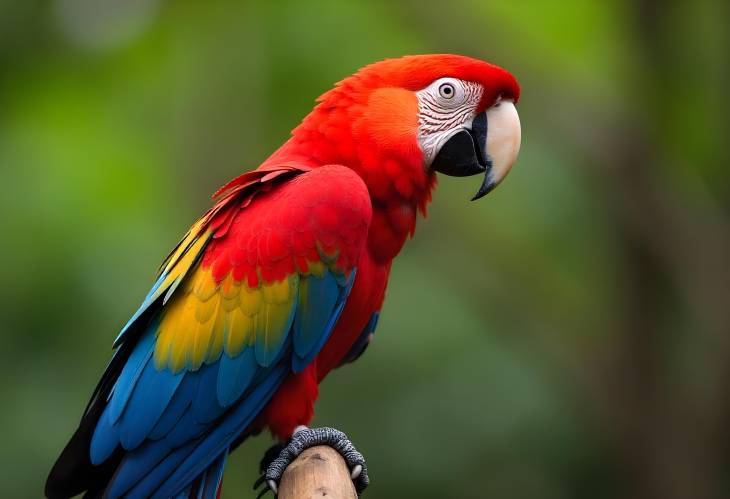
[46,54,521,498]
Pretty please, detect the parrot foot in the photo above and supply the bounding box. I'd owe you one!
[254,426,369,497]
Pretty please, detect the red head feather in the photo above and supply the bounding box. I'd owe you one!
[268,55,518,191]
[336,54,520,111]
[258,54,520,260]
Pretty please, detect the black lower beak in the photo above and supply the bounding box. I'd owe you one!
[430,111,496,200]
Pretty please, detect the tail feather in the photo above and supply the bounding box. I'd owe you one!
[150,450,228,499]
[195,450,228,499]
[46,297,160,498]
[46,397,121,499]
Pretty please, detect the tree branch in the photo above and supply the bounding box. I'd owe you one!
[278,446,357,499]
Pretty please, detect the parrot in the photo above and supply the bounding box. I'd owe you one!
[45,54,521,499]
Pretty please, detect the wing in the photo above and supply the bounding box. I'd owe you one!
[46,165,371,499]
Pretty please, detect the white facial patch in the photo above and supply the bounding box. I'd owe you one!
[416,78,483,165]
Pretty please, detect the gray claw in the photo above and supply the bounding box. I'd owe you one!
[264,426,369,495]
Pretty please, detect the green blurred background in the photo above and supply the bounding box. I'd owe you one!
[1,1,729,498]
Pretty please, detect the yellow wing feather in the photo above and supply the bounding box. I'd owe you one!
[154,266,300,373]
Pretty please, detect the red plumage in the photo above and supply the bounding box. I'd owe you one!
[206,54,519,439]
[198,166,385,439]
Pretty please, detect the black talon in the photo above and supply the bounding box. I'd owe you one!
[252,475,266,490]
[252,476,271,499]
[255,485,273,499]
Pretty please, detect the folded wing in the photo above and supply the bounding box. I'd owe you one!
[46,165,372,499]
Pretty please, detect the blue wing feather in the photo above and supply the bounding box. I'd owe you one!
[118,355,185,449]
[217,348,258,406]
[108,323,157,422]
[113,272,168,348]
[95,266,358,496]
[292,273,341,358]
[292,270,355,372]
[191,362,225,424]
[90,407,120,464]
[163,409,209,448]
[149,375,198,440]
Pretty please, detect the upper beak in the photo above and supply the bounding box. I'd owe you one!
[430,99,521,200]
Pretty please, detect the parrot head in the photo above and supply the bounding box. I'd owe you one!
[406,56,521,200]
[278,54,521,208]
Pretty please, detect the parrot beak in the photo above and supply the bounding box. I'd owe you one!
[431,99,521,200]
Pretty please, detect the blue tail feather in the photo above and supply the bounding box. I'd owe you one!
[151,366,288,499]
[117,439,199,499]
[197,449,228,499]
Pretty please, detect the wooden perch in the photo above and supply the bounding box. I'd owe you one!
[277,445,357,499]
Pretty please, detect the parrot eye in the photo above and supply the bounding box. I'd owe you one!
[439,83,455,99]
[425,78,468,107]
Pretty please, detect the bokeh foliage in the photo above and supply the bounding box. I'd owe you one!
[1,1,728,498]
